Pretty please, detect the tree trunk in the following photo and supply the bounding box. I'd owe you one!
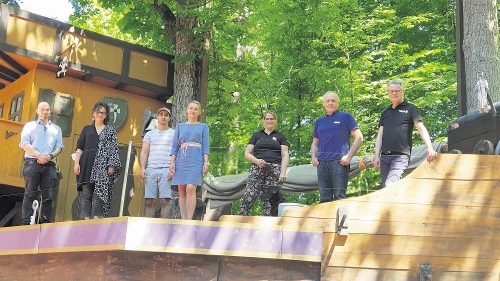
[170,15,203,126]
[462,0,500,113]
[152,2,205,126]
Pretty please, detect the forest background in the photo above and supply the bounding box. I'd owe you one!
[6,0,461,214]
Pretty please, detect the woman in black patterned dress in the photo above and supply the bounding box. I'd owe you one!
[73,102,122,219]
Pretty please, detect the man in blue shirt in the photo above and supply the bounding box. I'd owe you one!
[19,102,64,225]
[311,92,363,202]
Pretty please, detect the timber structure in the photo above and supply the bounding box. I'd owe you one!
[1,4,499,281]
[0,4,174,224]
[1,154,499,280]
[221,154,500,280]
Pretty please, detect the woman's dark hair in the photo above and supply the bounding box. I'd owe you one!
[92,101,110,125]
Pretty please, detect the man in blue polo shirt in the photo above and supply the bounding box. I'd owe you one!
[373,80,437,187]
[311,91,363,202]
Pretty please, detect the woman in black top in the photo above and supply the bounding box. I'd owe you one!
[238,111,289,216]
[73,102,122,219]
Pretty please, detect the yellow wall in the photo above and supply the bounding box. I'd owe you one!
[129,51,169,87]
[0,69,36,187]
[6,16,56,57]
[61,32,123,74]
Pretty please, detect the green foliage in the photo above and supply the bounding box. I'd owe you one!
[69,0,460,210]
[2,0,20,7]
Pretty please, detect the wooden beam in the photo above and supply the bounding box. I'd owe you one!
[0,50,27,74]
[0,119,23,134]
[0,72,15,82]
[456,0,467,116]
[0,65,20,80]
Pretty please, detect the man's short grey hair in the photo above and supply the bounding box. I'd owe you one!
[323,91,340,102]
[387,79,405,90]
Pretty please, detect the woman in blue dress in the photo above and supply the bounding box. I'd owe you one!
[170,101,210,220]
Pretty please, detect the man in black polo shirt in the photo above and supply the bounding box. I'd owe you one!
[373,80,437,187]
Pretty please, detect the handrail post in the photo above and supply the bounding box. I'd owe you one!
[119,141,133,217]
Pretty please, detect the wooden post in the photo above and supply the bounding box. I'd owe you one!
[455,0,467,116]
[119,141,133,217]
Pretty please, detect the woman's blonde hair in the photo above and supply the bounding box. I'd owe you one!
[187,100,201,110]
[263,110,277,120]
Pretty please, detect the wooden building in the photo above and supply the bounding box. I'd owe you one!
[2,4,499,281]
[0,4,174,225]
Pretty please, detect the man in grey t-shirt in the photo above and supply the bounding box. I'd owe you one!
[140,107,175,218]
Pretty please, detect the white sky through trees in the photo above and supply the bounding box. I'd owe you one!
[19,0,73,22]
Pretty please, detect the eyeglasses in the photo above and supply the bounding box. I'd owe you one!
[389,90,402,94]
[95,111,107,115]
[264,118,275,121]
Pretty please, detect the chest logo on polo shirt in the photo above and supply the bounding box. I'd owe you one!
[398,110,408,113]
[272,137,277,141]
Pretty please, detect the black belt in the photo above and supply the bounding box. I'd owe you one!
[24,158,56,165]
[381,151,405,155]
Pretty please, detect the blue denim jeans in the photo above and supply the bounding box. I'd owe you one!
[317,159,349,202]
[380,154,410,187]
[21,158,58,224]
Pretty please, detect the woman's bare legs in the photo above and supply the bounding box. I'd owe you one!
[178,185,187,219]
[178,184,197,220]
[185,184,197,220]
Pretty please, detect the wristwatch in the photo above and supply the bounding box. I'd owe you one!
[49,153,55,160]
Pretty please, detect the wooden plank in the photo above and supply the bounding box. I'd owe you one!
[321,267,418,281]
[320,232,500,259]
[348,178,500,208]
[124,217,322,262]
[406,154,500,181]
[0,217,321,262]
[217,256,321,281]
[220,154,500,280]
[0,119,23,134]
[0,251,220,281]
[321,251,500,272]
[432,271,500,281]
[281,154,500,217]
[221,213,500,239]
[0,250,320,280]
[321,267,500,281]
[278,199,500,226]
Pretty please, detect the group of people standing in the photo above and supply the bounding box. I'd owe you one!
[140,101,209,220]
[238,79,437,215]
[311,79,437,203]
[19,100,209,223]
[17,79,437,224]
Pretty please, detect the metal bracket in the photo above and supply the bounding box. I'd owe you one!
[420,263,432,281]
[336,207,349,236]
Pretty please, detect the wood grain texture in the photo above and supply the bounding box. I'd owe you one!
[220,154,500,280]
[0,251,320,281]
[0,251,220,281]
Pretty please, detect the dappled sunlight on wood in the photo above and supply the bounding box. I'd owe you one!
[221,154,500,280]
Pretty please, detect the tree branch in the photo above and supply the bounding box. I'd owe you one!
[152,1,176,42]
